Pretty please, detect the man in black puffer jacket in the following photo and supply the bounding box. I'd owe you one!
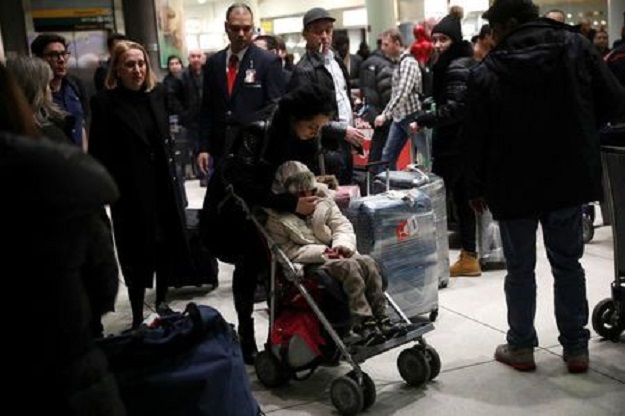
[359,42,395,164]
[463,0,625,374]
[1,132,125,414]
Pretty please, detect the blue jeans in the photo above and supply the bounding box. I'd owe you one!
[499,206,590,353]
[381,112,419,171]
[414,129,431,171]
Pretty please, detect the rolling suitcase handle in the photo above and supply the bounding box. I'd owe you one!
[363,161,390,196]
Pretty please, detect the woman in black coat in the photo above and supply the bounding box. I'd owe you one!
[414,14,479,277]
[1,62,125,415]
[90,41,191,328]
[202,84,335,363]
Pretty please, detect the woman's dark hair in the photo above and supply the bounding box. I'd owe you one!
[279,84,334,121]
[0,63,40,137]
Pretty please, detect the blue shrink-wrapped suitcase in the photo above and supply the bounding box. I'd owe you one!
[346,188,439,319]
[374,170,450,288]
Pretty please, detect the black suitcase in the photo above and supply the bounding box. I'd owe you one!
[179,208,219,289]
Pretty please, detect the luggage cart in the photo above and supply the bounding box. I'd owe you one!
[224,186,441,415]
[592,145,625,341]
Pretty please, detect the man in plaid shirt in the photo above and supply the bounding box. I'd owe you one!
[374,28,422,170]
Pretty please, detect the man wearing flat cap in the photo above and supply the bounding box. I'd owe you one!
[463,0,625,374]
[288,7,366,185]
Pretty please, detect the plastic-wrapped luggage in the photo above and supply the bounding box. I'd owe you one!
[372,170,450,288]
[346,188,439,319]
[333,185,361,212]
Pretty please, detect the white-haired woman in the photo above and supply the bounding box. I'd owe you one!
[5,55,72,144]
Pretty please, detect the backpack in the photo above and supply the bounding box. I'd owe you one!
[269,308,326,371]
[99,303,260,416]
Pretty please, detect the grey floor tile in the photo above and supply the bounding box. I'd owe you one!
[360,309,505,381]
[263,351,625,415]
[545,338,625,383]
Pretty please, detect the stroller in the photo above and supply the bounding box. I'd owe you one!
[591,143,625,341]
[225,186,441,416]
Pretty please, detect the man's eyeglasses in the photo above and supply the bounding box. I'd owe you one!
[44,51,71,60]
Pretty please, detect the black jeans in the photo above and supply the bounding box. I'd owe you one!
[433,157,477,253]
[232,227,269,328]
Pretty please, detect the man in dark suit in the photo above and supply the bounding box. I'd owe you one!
[198,2,285,365]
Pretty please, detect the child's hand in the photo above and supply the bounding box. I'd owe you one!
[335,246,354,258]
[324,248,341,259]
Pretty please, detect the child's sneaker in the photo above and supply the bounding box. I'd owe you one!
[377,316,408,338]
[563,350,589,373]
[494,344,536,371]
[353,318,386,346]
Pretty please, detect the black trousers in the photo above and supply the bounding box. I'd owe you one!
[126,241,171,326]
[433,157,477,253]
[232,226,269,328]
[369,123,391,165]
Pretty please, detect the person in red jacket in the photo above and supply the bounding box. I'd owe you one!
[410,24,433,65]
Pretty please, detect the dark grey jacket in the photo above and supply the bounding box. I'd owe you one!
[359,50,394,124]
[463,18,625,220]
[288,49,355,183]
[1,133,124,415]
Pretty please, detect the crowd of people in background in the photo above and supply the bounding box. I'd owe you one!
[1,1,625,412]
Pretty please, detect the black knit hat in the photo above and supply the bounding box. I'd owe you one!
[482,0,539,25]
[432,14,463,43]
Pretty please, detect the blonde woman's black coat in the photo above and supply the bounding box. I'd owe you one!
[89,84,192,287]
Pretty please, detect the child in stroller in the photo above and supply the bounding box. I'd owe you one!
[264,161,406,346]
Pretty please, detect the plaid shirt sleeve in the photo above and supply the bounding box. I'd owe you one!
[383,55,422,120]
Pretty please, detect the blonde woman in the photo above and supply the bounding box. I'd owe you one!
[5,56,71,144]
[89,41,191,328]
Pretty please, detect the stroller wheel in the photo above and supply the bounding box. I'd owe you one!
[254,350,289,388]
[429,308,439,322]
[330,375,364,415]
[582,215,594,244]
[347,370,376,410]
[424,345,442,380]
[592,298,623,341]
[397,348,431,387]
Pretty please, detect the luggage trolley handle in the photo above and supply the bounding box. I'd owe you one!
[363,160,390,196]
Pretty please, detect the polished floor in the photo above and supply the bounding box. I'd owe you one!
[103,180,625,416]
